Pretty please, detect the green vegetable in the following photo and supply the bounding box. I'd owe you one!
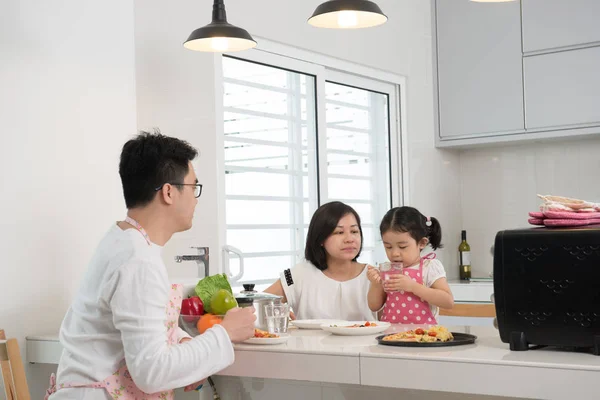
[194,274,235,314]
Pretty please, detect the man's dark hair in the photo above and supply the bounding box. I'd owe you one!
[119,130,198,209]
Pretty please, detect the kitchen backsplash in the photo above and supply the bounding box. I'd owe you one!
[459,136,600,278]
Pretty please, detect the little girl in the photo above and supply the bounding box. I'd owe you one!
[367,207,454,324]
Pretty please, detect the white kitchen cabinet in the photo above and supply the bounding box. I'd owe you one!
[524,46,600,129]
[522,0,600,54]
[433,0,524,140]
[433,0,600,148]
[448,280,493,303]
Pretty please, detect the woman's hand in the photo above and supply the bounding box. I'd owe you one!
[367,266,382,284]
[383,274,416,293]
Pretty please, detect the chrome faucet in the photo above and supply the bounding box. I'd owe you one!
[175,246,210,278]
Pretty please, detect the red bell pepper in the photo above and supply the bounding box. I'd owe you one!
[181,296,204,322]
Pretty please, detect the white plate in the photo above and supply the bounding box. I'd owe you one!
[320,321,391,336]
[290,319,346,330]
[242,334,290,345]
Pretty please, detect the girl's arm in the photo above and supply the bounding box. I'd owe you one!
[410,277,454,310]
[368,282,387,312]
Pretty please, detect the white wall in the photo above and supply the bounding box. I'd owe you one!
[0,0,137,397]
[0,0,461,398]
[134,1,224,283]
[459,137,600,277]
[133,0,463,282]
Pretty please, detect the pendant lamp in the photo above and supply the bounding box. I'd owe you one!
[308,0,388,29]
[184,0,256,52]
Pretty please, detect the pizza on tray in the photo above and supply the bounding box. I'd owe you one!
[382,326,453,343]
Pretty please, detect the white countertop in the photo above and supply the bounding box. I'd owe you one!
[229,326,599,370]
[27,325,599,399]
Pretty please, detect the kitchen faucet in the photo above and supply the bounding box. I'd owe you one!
[174,246,209,278]
[174,247,220,399]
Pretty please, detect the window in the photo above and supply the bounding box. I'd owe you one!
[220,49,403,288]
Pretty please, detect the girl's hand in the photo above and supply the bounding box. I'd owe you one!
[383,274,416,292]
[367,266,382,284]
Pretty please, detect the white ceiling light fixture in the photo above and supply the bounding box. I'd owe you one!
[308,0,388,29]
[184,0,256,53]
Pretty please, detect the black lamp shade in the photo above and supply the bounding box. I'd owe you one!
[184,0,256,52]
[308,0,387,29]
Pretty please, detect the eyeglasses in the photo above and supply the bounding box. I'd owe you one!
[155,183,203,198]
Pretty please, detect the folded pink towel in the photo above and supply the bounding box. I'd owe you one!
[544,218,600,227]
[529,195,600,227]
[544,211,600,220]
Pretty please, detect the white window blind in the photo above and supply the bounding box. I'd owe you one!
[320,78,392,264]
[221,53,400,288]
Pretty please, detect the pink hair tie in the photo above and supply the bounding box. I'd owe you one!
[425,216,432,227]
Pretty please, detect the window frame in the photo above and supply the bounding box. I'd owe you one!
[214,37,409,284]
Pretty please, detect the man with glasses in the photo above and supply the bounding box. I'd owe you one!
[47,131,256,400]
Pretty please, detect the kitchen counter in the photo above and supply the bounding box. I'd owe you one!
[27,325,598,399]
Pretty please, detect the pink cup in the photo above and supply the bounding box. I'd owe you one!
[379,262,404,290]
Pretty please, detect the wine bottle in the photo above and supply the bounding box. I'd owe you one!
[458,230,471,280]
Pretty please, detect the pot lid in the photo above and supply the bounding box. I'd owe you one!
[234,283,281,301]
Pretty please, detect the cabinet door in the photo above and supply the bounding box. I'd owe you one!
[435,0,524,139]
[524,46,600,129]
[522,0,600,53]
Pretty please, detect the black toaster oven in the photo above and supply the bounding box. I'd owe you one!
[493,226,600,355]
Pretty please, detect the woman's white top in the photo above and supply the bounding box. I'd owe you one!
[279,260,375,321]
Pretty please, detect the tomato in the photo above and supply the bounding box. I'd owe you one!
[210,289,238,315]
[415,328,425,335]
[365,321,371,326]
[428,331,437,337]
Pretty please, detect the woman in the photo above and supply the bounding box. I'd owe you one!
[265,201,374,321]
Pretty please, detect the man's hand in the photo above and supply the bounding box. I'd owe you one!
[220,306,257,343]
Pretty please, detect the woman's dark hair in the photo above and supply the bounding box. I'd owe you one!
[305,201,363,270]
[119,130,198,209]
[379,206,443,250]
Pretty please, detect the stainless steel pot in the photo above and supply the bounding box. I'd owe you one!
[234,284,282,330]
